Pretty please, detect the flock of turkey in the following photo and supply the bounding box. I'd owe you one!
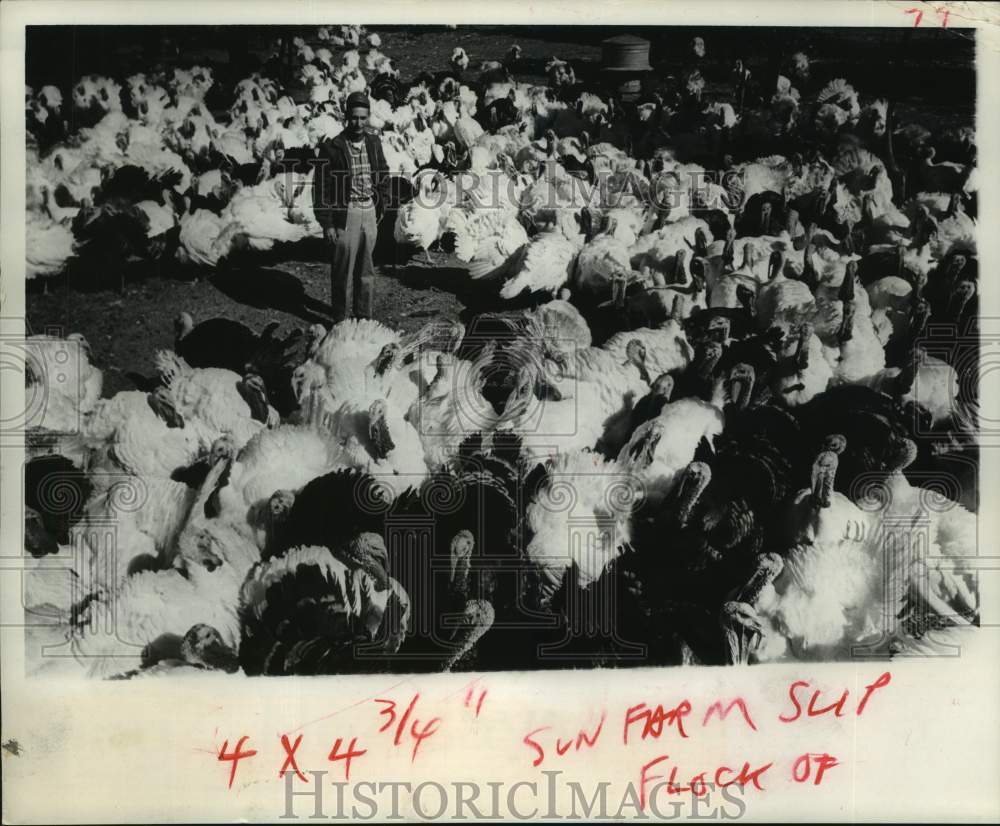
[24,25,980,677]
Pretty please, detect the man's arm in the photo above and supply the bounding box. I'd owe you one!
[312,141,334,231]
[314,140,348,232]
[370,135,391,220]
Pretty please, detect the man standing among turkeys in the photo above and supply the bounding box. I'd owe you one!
[313,91,389,322]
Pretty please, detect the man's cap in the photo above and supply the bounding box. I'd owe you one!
[345,91,371,112]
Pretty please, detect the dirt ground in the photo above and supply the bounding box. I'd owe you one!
[27,249,480,396]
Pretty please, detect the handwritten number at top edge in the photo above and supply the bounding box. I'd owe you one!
[904,7,950,28]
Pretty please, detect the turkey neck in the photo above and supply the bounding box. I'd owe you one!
[837,300,856,344]
[736,552,783,604]
[672,250,689,285]
[722,230,736,270]
[768,250,786,282]
[674,463,711,528]
[729,368,755,410]
[810,450,838,509]
[693,343,723,382]
[368,402,396,460]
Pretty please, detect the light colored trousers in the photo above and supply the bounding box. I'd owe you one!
[329,202,377,322]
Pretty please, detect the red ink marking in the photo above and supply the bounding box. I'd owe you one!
[807,688,849,718]
[623,700,691,745]
[374,694,441,762]
[936,6,950,27]
[463,682,488,717]
[690,772,708,797]
[279,734,308,783]
[409,716,441,762]
[778,680,811,723]
[523,727,549,767]
[327,737,367,781]
[857,671,891,715]
[638,754,670,809]
[905,7,924,26]
[666,765,689,794]
[217,736,257,790]
[577,713,605,749]
[374,695,412,744]
[792,752,840,785]
[288,679,407,735]
[523,713,605,767]
[736,761,773,791]
[702,698,758,731]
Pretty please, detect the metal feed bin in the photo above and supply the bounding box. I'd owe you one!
[601,34,653,102]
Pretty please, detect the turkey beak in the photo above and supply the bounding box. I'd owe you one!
[238,375,270,423]
[368,399,395,460]
[810,450,839,509]
[148,387,185,428]
[676,461,711,527]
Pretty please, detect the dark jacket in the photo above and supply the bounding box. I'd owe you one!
[312,130,390,231]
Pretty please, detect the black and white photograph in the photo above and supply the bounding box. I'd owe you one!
[17,15,985,683]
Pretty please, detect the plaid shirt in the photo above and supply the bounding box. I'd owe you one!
[346,136,374,205]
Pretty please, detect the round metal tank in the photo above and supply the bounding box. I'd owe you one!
[601,34,652,101]
[601,34,653,71]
